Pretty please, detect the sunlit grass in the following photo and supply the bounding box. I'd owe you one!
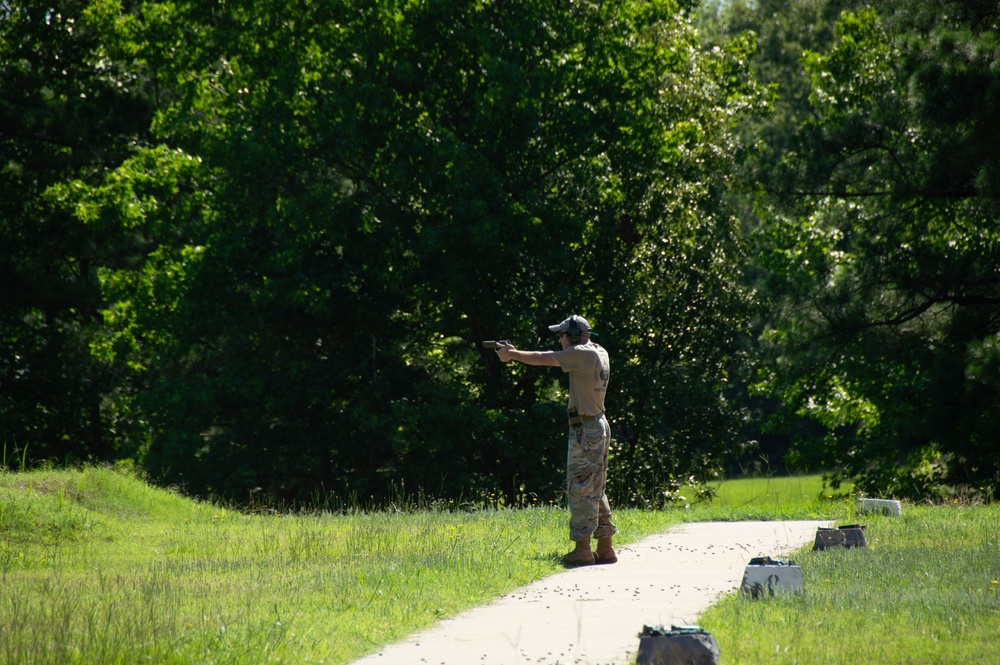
[4,465,992,665]
[673,472,853,521]
[0,466,684,664]
[699,504,1000,664]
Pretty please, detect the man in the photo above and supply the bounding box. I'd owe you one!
[496,315,617,566]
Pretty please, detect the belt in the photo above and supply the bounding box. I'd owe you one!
[569,411,604,426]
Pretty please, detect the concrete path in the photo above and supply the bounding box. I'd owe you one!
[351,520,831,665]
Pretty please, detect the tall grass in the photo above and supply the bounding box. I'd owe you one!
[699,504,1000,664]
[688,473,850,521]
[0,465,686,664]
[4,465,992,665]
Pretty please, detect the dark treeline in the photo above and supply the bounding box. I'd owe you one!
[2,0,997,506]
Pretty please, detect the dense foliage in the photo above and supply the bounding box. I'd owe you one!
[712,0,1000,498]
[1,0,154,463]
[2,0,762,506]
[4,0,997,505]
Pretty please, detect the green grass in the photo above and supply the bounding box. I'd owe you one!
[2,465,995,665]
[699,504,1000,664]
[687,473,851,521]
[0,465,685,664]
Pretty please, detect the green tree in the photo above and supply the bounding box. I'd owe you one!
[696,0,851,471]
[38,0,764,506]
[748,1,1000,497]
[0,0,153,463]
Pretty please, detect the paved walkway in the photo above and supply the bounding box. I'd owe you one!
[351,520,831,665]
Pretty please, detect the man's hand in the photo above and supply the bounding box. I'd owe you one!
[496,341,516,363]
[496,342,559,367]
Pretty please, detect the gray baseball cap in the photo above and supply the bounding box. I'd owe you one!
[548,315,592,335]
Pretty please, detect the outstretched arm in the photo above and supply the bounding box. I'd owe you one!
[495,341,560,367]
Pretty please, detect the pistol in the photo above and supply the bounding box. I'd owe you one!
[481,340,510,349]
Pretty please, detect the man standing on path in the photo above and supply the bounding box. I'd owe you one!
[496,315,617,566]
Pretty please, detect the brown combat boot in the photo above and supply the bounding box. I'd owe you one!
[594,536,617,564]
[562,536,596,566]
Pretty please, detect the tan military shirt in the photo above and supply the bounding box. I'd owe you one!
[554,342,610,416]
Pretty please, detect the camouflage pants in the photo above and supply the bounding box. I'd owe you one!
[566,417,617,542]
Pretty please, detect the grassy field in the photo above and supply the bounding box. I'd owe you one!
[0,465,684,664]
[1,465,996,664]
[692,473,849,521]
[700,503,1000,664]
